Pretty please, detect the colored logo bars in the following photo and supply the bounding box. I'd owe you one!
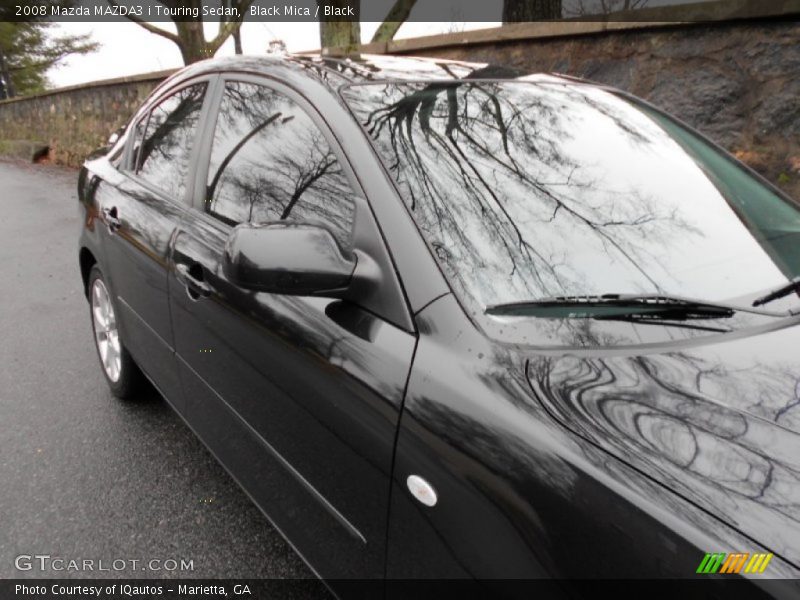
[696,552,773,574]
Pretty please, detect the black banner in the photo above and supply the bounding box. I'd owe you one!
[0,0,798,23]
[3,579,800,600]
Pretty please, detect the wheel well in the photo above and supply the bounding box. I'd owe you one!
[79,247,97,299]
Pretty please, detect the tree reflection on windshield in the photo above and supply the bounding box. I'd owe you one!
[344,78,799,314]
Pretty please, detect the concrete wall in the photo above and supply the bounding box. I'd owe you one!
[0,70,174,168]
[366,19,800,200]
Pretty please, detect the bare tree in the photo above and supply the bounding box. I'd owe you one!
[318,0,421,57]
[107,0,253,64]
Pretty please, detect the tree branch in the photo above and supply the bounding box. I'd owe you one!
[208,1,252,53]
[371,0,418,43]
[106,0,181,44]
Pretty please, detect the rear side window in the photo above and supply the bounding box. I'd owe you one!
[136,83,207,201]
[204,81,355,249]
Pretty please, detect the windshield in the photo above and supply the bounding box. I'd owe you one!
[343,80,800,318]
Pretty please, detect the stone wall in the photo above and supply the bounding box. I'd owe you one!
[370,20,800,199]
[0,18,797,199]
[0,70,174,168]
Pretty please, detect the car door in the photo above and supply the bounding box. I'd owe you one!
[168,77,417,580]
[96,79,211,408]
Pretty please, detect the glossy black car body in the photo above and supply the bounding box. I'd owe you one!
[78,54,800,595]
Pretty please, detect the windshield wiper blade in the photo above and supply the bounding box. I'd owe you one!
[593,315,731,333]
[485,294,736,318]
[592,313,731,333]
[752,277,800,307]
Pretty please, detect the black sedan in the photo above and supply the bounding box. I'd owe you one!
[77,54,800,595]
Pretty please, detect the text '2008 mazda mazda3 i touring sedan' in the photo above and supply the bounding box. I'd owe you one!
[77,54,800,596]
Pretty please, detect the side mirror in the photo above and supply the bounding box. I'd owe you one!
[223,222,357,295]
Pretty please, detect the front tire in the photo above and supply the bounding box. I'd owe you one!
[88,265,142,399]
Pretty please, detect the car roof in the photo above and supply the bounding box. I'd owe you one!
[159,52,583,94]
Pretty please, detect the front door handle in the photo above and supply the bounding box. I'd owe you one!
[176,262,212,299]
[102,206,121,233]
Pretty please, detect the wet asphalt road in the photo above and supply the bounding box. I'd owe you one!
[0,160,320,584]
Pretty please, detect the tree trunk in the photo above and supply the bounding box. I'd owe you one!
[114,0,248,65]
[502,0,562,22]
[318,0,361,57]
[0,47,15,98]
[175,21,211,64]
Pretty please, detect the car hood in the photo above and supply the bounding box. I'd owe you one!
[526,319,800,567]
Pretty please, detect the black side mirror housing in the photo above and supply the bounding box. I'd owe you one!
[223,222,357,295]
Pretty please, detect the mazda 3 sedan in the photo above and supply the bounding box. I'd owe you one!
[78,54,800,595]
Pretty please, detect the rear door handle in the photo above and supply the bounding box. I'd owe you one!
[102,206,121,233]
[176,262,212,299]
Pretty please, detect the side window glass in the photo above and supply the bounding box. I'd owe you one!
[205,81,355,249]
[137,83,206,200]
